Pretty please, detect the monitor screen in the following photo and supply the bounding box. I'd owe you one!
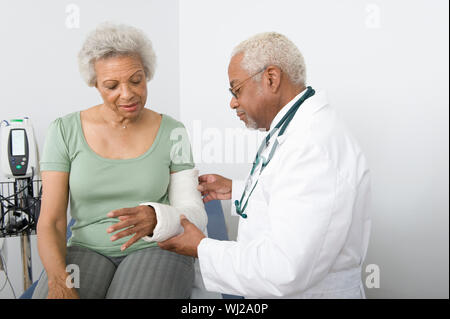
[11,129,26,156]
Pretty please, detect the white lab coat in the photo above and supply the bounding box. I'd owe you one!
[197,89,371,298]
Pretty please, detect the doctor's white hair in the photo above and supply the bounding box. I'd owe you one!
[78,23,157,87]
[231,32,306,86]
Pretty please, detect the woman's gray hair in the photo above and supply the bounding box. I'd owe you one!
[231,32,306,86]
[78,23,157,87]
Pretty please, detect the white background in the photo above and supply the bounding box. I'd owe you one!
[1,0,449,299]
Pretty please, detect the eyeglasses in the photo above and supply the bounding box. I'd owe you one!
[229,67,266,99]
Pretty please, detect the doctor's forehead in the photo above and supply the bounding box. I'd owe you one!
[228,53,247,86]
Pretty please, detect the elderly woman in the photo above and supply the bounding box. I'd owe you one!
[32,23,207,299]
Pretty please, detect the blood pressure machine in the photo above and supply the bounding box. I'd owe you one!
[1,117,41,290]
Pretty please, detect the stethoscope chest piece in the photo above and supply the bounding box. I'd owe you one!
[234,200,248,218]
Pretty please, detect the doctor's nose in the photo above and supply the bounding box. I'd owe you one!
[230,96,239,110]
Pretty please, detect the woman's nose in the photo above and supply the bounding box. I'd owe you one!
[120,84,134,100]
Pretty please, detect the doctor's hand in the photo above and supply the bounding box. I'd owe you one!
[158,215,206,258]
[197,174,232,203]
[107,205,157,251]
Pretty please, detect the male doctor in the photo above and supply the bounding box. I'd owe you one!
[159,32,371,298]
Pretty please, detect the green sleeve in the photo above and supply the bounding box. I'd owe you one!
[168,123,195,173]
[39,118,71,172]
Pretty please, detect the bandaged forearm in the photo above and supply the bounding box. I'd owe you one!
[140,169,208,242]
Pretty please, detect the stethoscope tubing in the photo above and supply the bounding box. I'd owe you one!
[235,86,316,218]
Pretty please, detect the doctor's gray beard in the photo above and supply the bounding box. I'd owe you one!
[245,114,259,130]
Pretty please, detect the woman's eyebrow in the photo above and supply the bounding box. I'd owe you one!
[129,70,144,78]
[102,70,144,84]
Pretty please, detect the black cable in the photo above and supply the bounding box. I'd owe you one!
[1,168,41,237]
[1,167,35,200]
[0,201,38,236]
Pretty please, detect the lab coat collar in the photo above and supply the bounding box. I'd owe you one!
[268,88,308,132]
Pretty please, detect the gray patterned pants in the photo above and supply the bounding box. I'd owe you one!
[32,245,195,299]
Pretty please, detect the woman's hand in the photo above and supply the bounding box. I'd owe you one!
[107,205,157,251]
[47,276,80,299]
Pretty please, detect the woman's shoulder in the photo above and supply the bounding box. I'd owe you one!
[41,111,81,155]
[45,111,82,146]
[60,110,80,122]
[158,112,188,130]
[56,104,100,128]
[48,111,79,129]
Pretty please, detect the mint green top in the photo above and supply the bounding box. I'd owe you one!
[40,111,194,257]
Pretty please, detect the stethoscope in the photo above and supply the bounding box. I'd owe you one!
[234,86,315,218]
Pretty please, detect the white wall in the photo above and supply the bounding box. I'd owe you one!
[0,0,179,298]
[179,0,449,298]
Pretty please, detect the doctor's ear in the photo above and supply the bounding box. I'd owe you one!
[264,65,282,93]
